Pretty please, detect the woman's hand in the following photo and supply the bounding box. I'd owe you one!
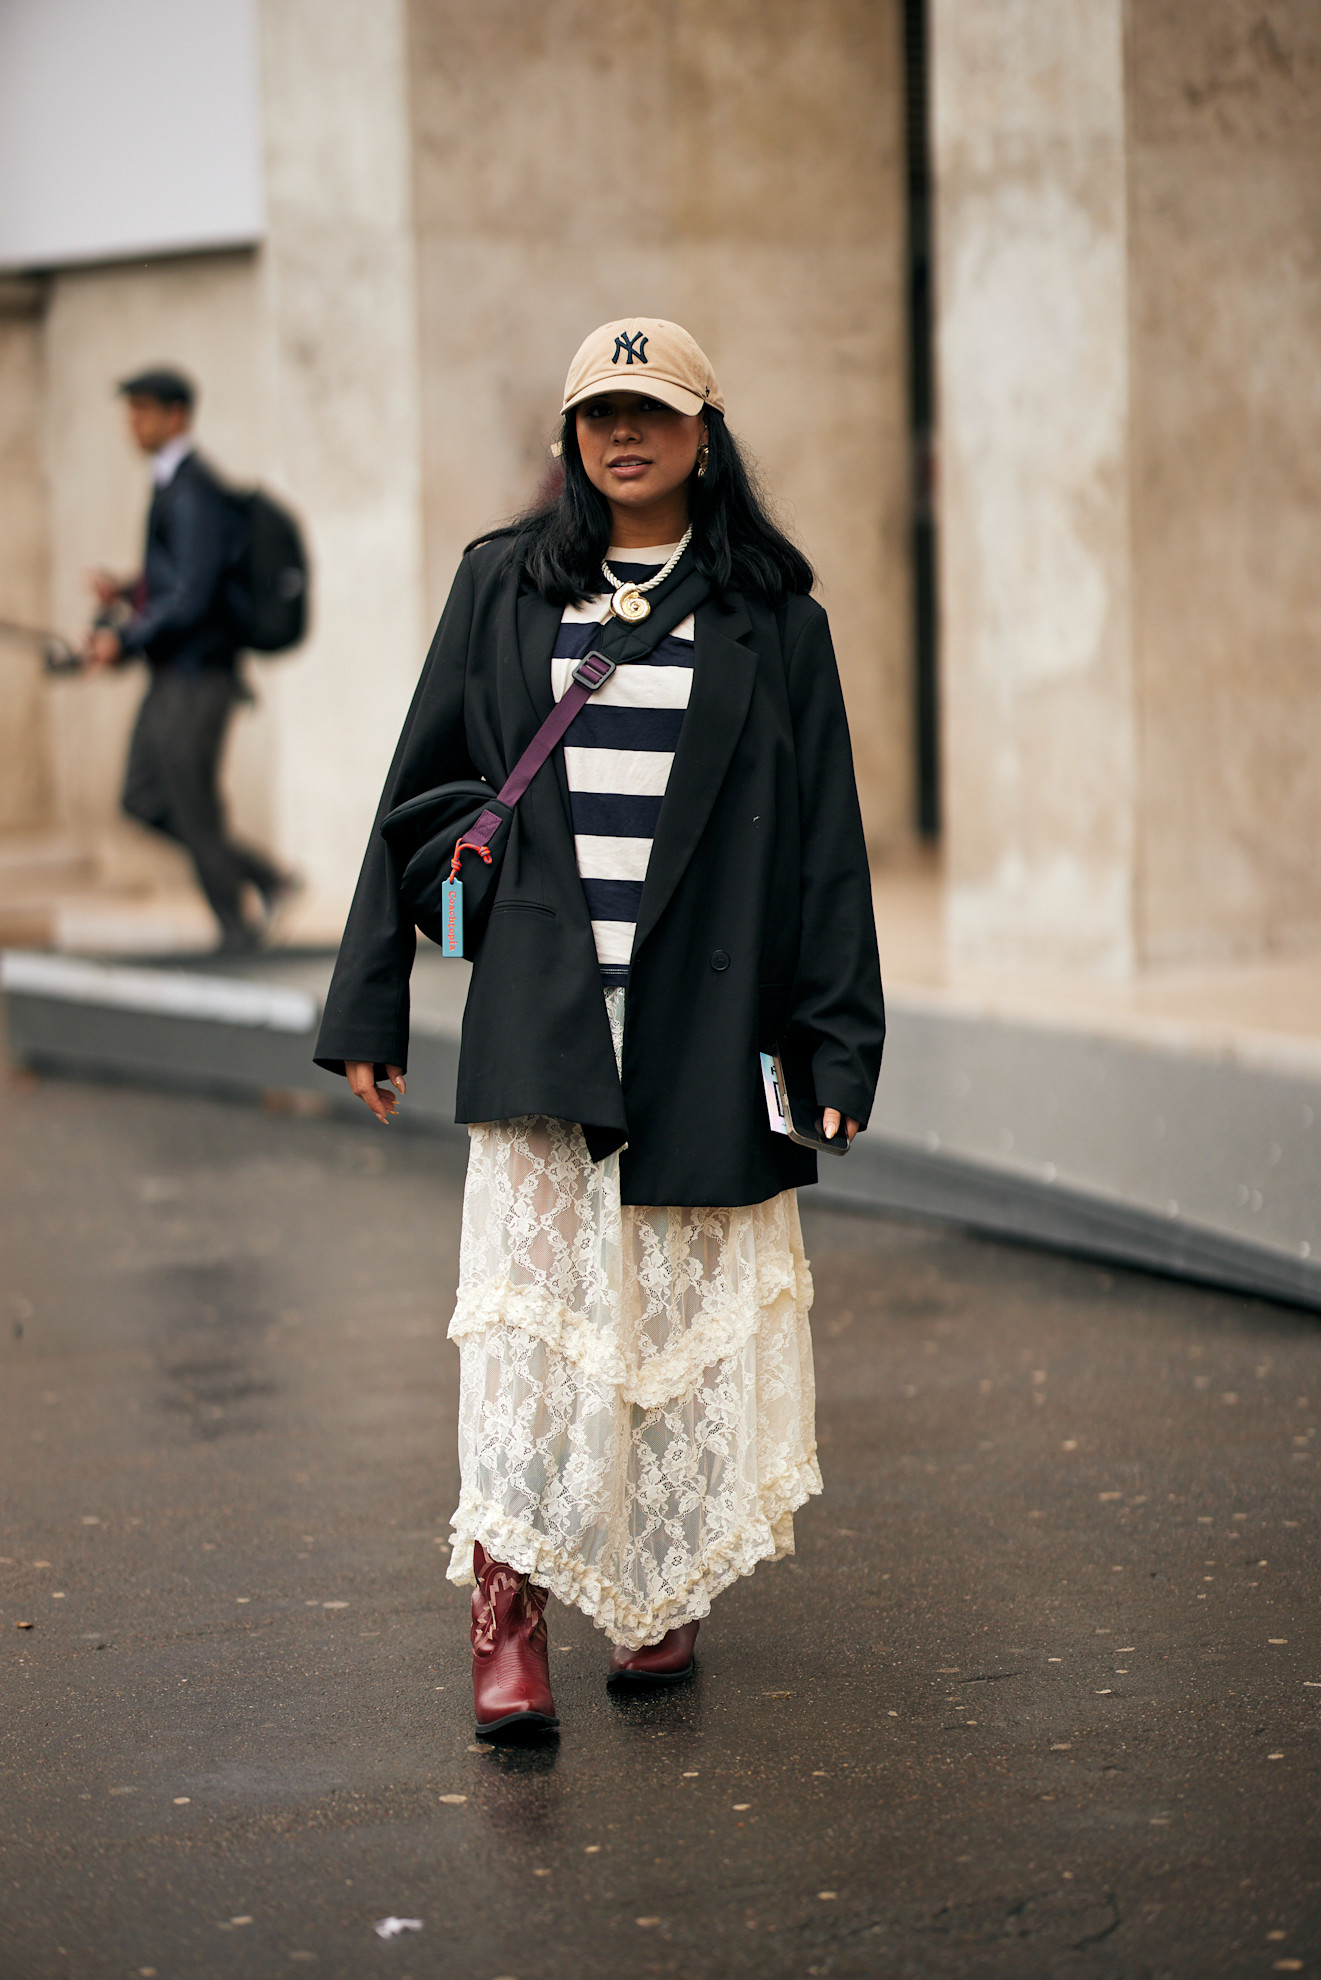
[821,1109,859,1147]
[345,1061,406,1124]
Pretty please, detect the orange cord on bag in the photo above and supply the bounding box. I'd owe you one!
[450,835,494,882]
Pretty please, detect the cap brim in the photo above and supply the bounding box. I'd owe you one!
[561,375,706,419]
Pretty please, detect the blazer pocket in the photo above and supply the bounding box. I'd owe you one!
[491,900,557,918]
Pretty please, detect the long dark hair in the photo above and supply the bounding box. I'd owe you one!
[469,409,814,606]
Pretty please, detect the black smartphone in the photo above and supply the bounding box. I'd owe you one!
[761,1048,851,1156]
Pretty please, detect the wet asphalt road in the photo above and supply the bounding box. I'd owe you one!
[1,1072,1319,1980]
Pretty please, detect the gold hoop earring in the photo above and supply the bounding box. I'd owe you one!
[696,444,709,479]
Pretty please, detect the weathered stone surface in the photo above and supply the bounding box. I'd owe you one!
[934,0,1321,974]
[255,0,427,920]
[933,0,1136,972]
[6,1,1319,969]
[1128,0,1321,962]
[9,0,913,913]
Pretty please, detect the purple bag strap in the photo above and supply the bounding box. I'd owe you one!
[455,649,616,857]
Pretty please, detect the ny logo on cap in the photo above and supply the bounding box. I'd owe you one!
[611,331,649,367]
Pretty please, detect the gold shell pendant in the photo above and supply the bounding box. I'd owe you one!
[611,584,651,623]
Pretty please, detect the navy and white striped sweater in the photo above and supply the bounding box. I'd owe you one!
[551,545,695,982]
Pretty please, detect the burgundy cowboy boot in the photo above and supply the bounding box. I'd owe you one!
[471,1542,559,1736]
[607,1621,700,1687]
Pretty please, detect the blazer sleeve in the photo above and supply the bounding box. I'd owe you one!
[313,554,479,1076]
[784,600,886,1127]
[121,474,232,652]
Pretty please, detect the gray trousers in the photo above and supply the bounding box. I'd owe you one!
[122,668,280,937]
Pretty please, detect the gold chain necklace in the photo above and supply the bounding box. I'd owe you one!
[601,526,693,624]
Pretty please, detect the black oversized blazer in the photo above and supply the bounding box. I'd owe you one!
[314,538,885,1207]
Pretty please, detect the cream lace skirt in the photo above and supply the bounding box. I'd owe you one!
[446,988,822,1649]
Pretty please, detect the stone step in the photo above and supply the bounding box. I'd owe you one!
[48,890,217,954]
[0,887,214,955]
[0,833,95,896]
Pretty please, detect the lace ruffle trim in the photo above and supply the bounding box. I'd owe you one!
[447,1251,815,1411]
[445,1450,823,1651]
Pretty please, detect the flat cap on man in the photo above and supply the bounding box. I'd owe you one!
[117,367,196,409]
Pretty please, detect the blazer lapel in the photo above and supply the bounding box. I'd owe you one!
[513,578,576,830]
[515,584,561,725]
[633,594,756,956]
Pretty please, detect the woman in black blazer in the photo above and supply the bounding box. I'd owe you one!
[316,319,884,1736]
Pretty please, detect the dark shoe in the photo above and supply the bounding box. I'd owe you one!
[471,1542,558,1736]
[607,1620,699,1687]
[258,869,303,935]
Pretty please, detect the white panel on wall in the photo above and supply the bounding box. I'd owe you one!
[0,0,263,271]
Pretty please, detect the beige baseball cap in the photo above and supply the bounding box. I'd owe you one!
[561,318,724,420]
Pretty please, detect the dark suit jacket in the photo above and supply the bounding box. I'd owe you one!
[314,540,885,1207]
[123,452,242,671]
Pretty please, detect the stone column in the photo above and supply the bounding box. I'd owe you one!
[932,0,1137,973]
[256,0,426,924]
[1126,2,1321,964]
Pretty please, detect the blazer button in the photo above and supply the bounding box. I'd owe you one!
[710,949,730,972]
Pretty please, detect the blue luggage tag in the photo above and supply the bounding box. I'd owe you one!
[440,877,463,957]
[760,1051,788,1135]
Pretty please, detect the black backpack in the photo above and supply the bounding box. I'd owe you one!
[226,488,310,653]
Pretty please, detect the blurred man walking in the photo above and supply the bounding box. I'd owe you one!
[85,367,296,953]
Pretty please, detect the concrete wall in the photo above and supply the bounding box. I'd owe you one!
[7,1,1319,978]
[406,0,914,857]
[40,249,272,890]
[934,0,1321,977]
[933,0,1137,974]
[1127,0,1321,963]
[0,280,53,834]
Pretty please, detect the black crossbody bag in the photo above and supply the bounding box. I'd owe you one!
[381,556,708,957]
